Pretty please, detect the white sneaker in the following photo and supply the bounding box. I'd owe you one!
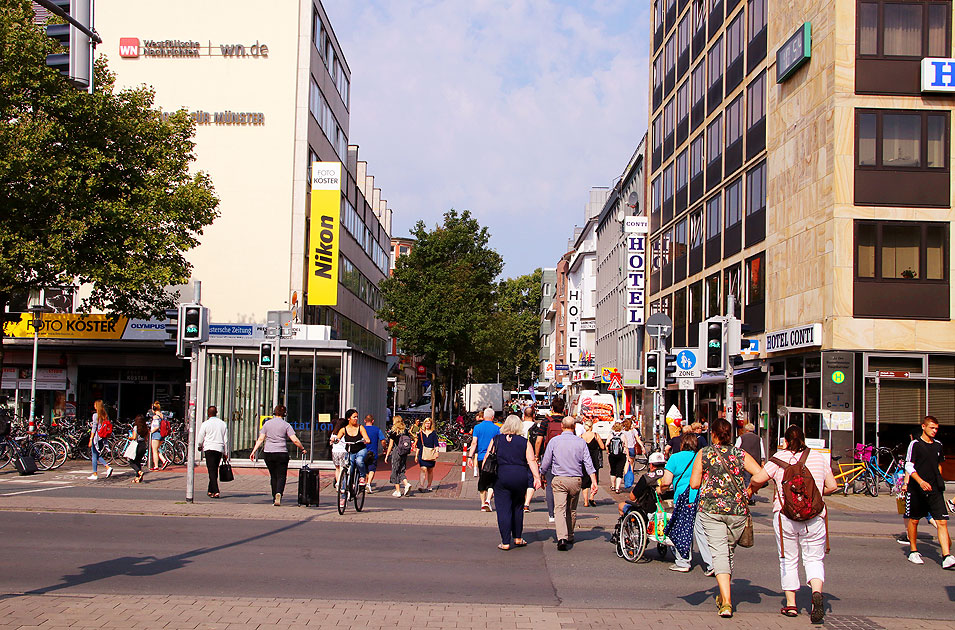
[105,467,113,478]
[392,490,402,497]
[548,517,556,523]
[366,486,374,494]
[942,555,955,570]
[669,564,690,572]
[403,480,411,495]
[473,468,478,478]
[908,551,924,564]
[86,473,98,480]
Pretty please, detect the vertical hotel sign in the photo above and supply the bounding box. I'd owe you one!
[307,162,341,306]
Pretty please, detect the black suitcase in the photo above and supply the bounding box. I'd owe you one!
[298,465,319,506]
[14,454,37,476]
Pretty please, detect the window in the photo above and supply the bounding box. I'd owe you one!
[313,9,328,59]
[676,149,688,191]
[653,53,664,107]
[725,93,744,171]
[678,13,691,59]
[690,281,703,322]
[653,113,663,164]
[666,34,677,81]
[309,76,348,159]
[656,0,665,31]
[749,0,766,43]
[706,195,721,240]
[677,81,690,125]
[723,264,742,314]
[858,1,951,58]
[706,273,721,317]
[726,11,744,88]
[691,134,705,179]
[663,164,674,204]
[664,98,675,142]
[747,72,765,130]
[691,63,705,108]
[707,115,722,166]
[652,176,662,216]
[674,219,687,259]
[725,177,742,227]
[856,109,949,171]
[747,254,765,304]
[708,36,723,89]
[690,210,704,248]
[746,162,766,216]
[674,288,687,334]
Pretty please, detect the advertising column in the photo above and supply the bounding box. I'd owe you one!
[307,162,342,306]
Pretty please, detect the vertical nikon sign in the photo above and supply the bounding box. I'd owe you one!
[307,162,341,306]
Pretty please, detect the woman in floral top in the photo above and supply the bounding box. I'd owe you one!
[690,418,763,618]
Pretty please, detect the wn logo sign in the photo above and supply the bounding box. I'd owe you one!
[119,38,140,58]
[921,58,955,92]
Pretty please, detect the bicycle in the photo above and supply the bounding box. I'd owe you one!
[833,445,878,496]
[337,455,366,515]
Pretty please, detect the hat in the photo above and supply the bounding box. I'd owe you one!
[648,452,666,465]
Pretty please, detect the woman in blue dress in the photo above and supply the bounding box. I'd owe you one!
[490,415,542,550]
[415,417,439,492]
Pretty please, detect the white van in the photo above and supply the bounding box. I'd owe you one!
[569,390,618,440]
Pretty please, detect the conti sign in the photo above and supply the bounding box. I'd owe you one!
[307,162,341,306]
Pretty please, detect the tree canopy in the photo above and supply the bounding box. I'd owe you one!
[0,0,219,320]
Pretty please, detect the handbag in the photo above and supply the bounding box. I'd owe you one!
[123,440,139,460]
[664,488,698,558]
[481,436,499,476]
[219,457,234,482]
[713,447,755,548]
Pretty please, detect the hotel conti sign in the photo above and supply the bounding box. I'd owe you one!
[307,162,342,306]
[766,323,822,353]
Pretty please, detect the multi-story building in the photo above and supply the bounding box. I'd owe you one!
[595,137,647,419]
[538,268,557,384]
[647,0,955,463]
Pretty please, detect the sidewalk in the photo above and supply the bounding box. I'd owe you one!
[0,593,948,630]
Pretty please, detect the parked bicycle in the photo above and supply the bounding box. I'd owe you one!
[832,443,901,496]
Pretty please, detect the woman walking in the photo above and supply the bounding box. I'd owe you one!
[87,399,113,480]
[384,416,412,497]
[127,415,149,483]
[580,420,605,507]
[491,415,542,550]
[607,422,627,493]
[657,431,713,574]
[689,418,763,618]
[416,417,439,492]
[148,402,168,471]
[748,425,836,623]
[249,405,307,506]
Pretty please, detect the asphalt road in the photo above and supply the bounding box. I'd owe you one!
[2,512,952,618]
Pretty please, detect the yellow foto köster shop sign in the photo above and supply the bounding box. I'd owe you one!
[307,161,341,306]
[3,313,128,339]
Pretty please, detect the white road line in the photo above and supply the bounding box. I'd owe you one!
[1,485,74,496]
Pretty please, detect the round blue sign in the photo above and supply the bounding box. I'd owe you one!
[676,350,697,370]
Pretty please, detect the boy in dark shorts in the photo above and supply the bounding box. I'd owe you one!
[903,416,953,569]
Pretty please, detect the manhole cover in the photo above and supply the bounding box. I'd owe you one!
[824,616,885,629]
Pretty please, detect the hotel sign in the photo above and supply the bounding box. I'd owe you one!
[766,323,822,353]
[921,58,955,92]
[626,234,646,325]
[776,22,811,83]
[307,162,342,306]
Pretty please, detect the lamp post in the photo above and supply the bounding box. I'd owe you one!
[27,292,53,434]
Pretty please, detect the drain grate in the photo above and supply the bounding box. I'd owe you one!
[824,616,885,629]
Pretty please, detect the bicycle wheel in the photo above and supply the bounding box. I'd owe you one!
[354,476,366,512]
[30,441,57,471]
[173,440,187,465]
[112,438,129,466]
[0,441,13,469]
[864,470,879,497]
[337,469,349,515]
[619,511,648,562]
[49,438,68,469]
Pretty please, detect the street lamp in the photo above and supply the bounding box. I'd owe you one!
[27,292,54,434]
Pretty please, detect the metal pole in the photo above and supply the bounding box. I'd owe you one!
[28,309,40,434]
[309,349,316,463]
[185,280,200,503]
[273,332,281,409]
[875,375,880,455]
[725,297,735,428]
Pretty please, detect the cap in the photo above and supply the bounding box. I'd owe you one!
[648,452,666,465]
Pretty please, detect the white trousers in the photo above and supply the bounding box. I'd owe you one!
[772,512,826,592]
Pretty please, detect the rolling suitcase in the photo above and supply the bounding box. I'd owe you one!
[14,453,37,476]
[298,464,319,506]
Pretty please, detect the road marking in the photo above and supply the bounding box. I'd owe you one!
[0,477,74,484]
[1,485,75,496]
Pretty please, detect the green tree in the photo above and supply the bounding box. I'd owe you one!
[484,268,543,389]
[0,0,218,332]
[379,210,503,415]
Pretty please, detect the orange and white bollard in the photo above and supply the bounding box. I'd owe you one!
[461,447,468,482]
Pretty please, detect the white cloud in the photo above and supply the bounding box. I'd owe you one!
[323,0,650,277]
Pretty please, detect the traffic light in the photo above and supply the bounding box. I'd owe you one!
[164,307,184,358]
[44,0,92,89]
[259,342,275,369]
[663,353,678,387]
[644,351,659,389]
[704,317,725,371]
[179,304,208,344]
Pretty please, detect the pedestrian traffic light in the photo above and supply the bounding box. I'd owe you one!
[259,342,275,369]
[44,0,92,89]
[704,317,725,372]
[644,351,659,390]
[163,307,185,358]
[178,303,208,345]
[663,353,678,387]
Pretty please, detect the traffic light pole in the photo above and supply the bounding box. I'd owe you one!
[185,281,200,504]
[725,296,736,428]
[653,328,667,450]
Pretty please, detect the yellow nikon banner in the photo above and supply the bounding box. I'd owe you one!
[3,313,129,339]
[307,161,341,306]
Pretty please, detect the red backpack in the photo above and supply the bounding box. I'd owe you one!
[96,417,113,438]
[540,415,565,457]
[770,448,825,522]
[159,418,171,438]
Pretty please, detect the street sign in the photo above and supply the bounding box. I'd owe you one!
[678,378,694,390]
[555,364,570,371]
[608,372,623,391]
[672,347,702,378]
[877,371,910,378]
[645,312,672,338]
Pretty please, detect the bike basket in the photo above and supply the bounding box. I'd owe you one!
[853,444,873,462]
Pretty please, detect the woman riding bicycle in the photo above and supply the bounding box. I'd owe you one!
[335,409,371,486]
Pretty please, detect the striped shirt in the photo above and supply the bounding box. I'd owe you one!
[763,448,831,514]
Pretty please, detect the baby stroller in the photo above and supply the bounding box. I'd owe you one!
[611,475,673,562]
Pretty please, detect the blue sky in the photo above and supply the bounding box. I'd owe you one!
[323,0,651,278]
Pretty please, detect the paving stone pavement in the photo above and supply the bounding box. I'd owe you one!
[0,594,947,630]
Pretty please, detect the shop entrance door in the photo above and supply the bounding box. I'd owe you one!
[776,405,828,450]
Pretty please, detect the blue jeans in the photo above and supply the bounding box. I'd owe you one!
[349,449,368,479]
[91,439,109,473]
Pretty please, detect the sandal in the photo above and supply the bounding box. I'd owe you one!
[212,493,220,498]
[497,544,511,551]
[513,539,527,547]
[208,492,214,498]
[716,596,732,618]
[780,607,799,617]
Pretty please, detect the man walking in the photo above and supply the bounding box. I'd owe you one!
[362,414,387,493]
[904,416,953,568]
[196,406,228,499]
[540,416,597,551]
[734,422,764,505]
[469,407,500,511]
[537,397,568,523]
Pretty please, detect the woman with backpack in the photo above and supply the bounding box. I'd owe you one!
[384,416,413,497]
[148,401,169,471]
[606,423,627,493]
[748,425,836,623]
[87,399,113,480]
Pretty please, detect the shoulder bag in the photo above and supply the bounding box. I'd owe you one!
[218,456,234,482]
[714,447,754,548]
[482,435,499,476]
[420,433,439,461]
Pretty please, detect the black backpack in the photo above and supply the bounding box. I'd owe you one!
[0,410,11,438]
